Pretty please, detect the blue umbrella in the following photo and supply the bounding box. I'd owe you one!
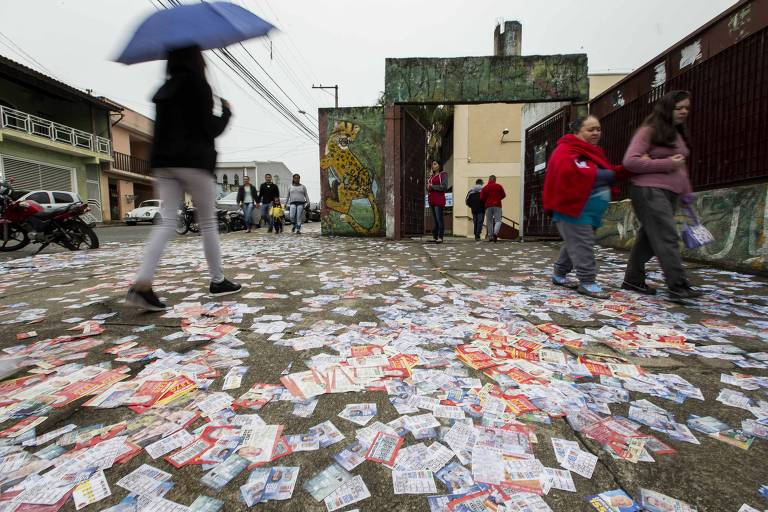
[116,1,275,64]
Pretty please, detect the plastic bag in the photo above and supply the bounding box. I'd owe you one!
[681,207,714,249]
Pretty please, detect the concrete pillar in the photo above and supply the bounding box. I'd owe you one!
[494,21,522,57]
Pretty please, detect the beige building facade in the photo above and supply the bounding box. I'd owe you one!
[100,105,155,222]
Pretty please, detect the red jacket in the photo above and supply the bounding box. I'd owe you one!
[542,134,627,218]
[427,171,448,207]
[480,181,506,208]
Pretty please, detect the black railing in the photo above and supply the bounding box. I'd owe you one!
[599,26,768,196]
[112,151,151,176]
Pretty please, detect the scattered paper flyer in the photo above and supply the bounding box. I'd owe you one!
[72,470,111,510]
[392,470,437,494]
[324,475,371,512]
[338,403,377,426]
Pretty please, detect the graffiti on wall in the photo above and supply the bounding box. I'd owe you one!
[596,183,768,273]
[320,108,384,236]
[384,55,589,105]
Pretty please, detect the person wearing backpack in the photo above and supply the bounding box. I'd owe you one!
[465,178,485,241]
[427,160,449,243]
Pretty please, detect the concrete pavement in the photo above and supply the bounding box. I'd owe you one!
[0,230,766,511]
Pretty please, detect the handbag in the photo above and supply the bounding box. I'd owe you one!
[681,206,714,249]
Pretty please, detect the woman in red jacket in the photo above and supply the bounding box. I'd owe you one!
[427,160,449,243]
[542,115,624,299]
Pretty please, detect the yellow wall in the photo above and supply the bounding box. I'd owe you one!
[112,127,131,154]
[453,103,522,238]
[452,75,627,238]
[588,74,626,100]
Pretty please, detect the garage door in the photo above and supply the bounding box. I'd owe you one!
[0,155,75,192]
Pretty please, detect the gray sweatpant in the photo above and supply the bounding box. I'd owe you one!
[624,186,687,288]
[554,222,597,284]
[135,167,224,285]
[485,207,502,238]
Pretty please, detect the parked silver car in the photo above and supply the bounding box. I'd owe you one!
[215,192,262,227]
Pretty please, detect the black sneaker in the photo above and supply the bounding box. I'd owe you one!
[210,279,242,296]
[268,228,273,233]
[668,284,704,300]
[621,280,657,295]
[126,286,167,311]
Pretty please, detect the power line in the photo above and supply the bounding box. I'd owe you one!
[0,31,58,78]
[151,0,318,143]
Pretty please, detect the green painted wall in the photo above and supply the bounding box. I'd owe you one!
[596,183,768,274]
[384,55,589,105]
[319,107,385,236]
[0,139,89,200]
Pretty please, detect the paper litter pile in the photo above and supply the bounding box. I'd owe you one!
[0,237,766,511]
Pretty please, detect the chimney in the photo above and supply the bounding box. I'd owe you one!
[494,20,522,57]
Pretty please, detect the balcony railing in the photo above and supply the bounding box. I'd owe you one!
[112,151,151,176]
[0,105,111,156]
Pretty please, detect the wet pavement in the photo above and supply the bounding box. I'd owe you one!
[0,227,766,512]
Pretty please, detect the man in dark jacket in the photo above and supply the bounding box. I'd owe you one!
[258,174,280,232]
[465,178,485,241]
[236,176,259,232]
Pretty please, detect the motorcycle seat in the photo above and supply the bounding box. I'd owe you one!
[31,206,69,220]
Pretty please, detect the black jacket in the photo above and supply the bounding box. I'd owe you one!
[258,182,280,204]
[236,184,259,204]
[466,187,485,214]
[150,47,231,172]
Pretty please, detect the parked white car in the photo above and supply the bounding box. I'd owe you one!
[19,190,98,224]
[125,200,163,225]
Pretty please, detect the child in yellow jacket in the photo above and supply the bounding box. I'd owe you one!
[269,199,284,234]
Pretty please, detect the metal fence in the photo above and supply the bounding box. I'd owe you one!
[599,25,768,196]
[0,105,112,156]
[523,106,572,237]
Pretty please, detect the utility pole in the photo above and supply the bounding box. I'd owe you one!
[312,84,338,108]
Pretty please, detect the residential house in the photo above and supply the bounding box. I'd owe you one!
[0,54,116,218]
[103,103,155,222]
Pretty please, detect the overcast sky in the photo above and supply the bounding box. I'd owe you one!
[0,0,736,199]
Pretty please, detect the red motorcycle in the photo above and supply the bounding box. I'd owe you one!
[0,181,99,254]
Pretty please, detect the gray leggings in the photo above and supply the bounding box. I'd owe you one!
[553,221,597,284]
[135,167,224,284]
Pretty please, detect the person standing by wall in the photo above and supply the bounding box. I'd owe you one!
[285,173,310,234]
[480,175,506,242]
[622,90,702,300]
[236,175,259,233]
[258,173,280,233]
[127,46,241,311]
[465,178,485,241]
[543,115,625,299]
[427,160,448,243]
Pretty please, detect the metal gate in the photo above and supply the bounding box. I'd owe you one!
[400,109,427,237]
[523,106,572,237]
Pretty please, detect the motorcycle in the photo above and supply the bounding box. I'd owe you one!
[0,181,99,254]
[175,203,199,235]
[216,209,230,233]
[226,209,245,232]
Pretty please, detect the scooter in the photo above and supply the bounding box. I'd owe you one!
[0,181,99,254]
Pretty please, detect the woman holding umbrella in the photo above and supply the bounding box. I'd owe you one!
[127,46,241,310]
[118,2,274,310]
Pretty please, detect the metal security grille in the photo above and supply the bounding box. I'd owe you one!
[523,106,571,237]
[400,110,427,236]
[0,155,75,192]
[599,26,768,196]
[86,166,103,222]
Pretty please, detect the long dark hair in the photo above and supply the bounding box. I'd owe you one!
[643,90,691,147]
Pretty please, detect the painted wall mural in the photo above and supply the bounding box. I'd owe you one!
[384,55,589,105]
[596,183,768,273]
[319,107,385,236]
